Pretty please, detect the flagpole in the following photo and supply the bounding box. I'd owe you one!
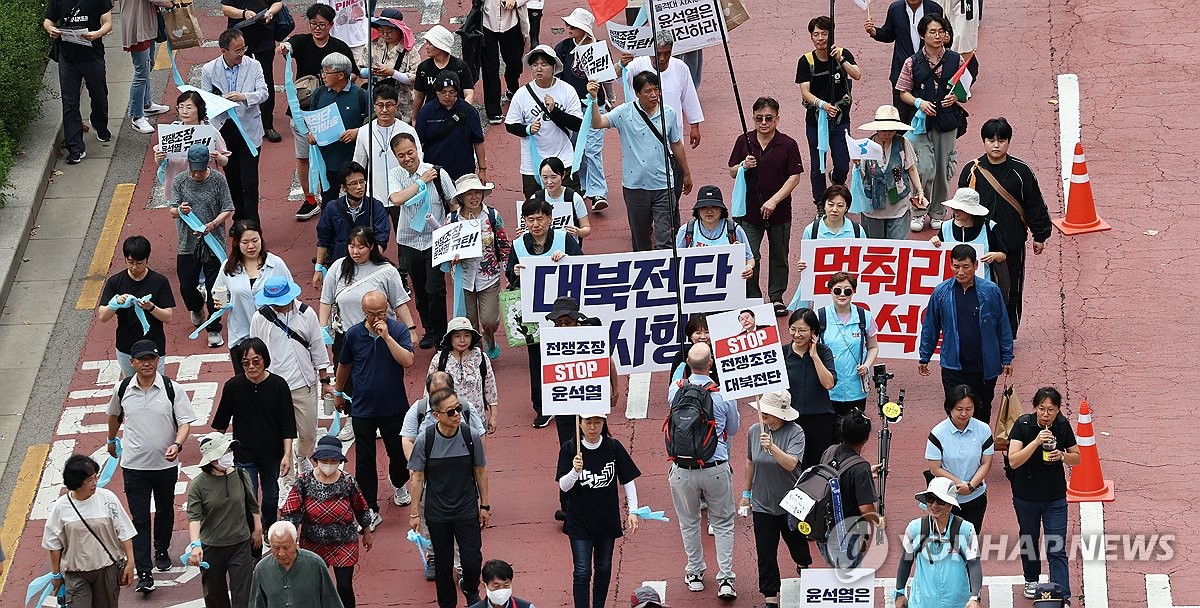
[710,0,763,217]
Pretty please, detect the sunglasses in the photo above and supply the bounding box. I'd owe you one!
[439,405,463,417]
[927,496,949,506]
[831,287,854,296]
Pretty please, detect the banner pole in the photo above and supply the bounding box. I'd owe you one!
[576,415,581,455]
[710,0,765,219]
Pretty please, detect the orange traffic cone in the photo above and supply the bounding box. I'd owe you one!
[1053,143,1111,235]
[1067,400,1115,502]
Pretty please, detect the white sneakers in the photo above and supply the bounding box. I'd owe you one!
[910,215,927,232]
[685,573,704,592]
[144,103,169,116]
[393,485,412,506]
[207,331,224,347]
[717,580,737,600]
[929,218,945,230]
[131,117,154,134]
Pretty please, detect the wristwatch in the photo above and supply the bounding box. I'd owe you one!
[969,596,981,603]
[172,441,184,451]
[479,505,491,511]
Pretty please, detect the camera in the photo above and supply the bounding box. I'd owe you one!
[871,364,893,388]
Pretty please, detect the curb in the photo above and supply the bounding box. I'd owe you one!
[0,61,64,310]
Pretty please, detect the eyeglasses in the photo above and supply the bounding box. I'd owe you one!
[125,258,148,267]
[321,70,342,77]
[344,179,367,187]
[791,326,812,334]
[439,405,463,417]
[753,115,775,123]
[374,101,398,109]
[831,287,854,296]
[309,20,331,29]
[242,356,264,368]
[227,45,247,56]
[363,309,389,318]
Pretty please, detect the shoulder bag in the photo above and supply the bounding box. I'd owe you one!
[67,495,126,568]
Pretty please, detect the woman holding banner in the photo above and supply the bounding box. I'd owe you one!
[154,91,230,202]
[445,174,511,358]
[530,157,592,243]
[784,308,838,469]
[556,415,641,608]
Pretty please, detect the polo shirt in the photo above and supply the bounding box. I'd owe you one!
[953,282,982,373]
[667,373,739,462]
[606,100,681,190]
[106,374,198,471]
[338,318,412,418]
[925,417,994,502]
[623,57,703,133]
[784,342,837,416]
[416,99,485,179]
[801,218,863,240]
[728,131,804,227]
[310,83,370,174]
[386,163,457,250]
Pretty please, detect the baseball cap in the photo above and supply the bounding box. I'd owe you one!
[130,339,160,359]
[187,143,210,171]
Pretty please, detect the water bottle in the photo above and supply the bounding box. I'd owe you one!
[323,394,335,416]
[212,284,229,308]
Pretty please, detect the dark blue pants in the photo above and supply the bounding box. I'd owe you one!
[1013,496,1071,602]
[59,57,109,156]
[235,460,281,529]
[805,121,851,204]
[176,252,223,333]
[570,536,615,608]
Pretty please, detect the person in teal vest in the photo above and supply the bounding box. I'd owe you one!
[894,477,983,608]
[674,185,755,289]
[930,188,1007,286]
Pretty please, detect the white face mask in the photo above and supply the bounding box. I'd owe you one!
[486,587,513,605]
[318,463,340,476]
[217,453,235,470]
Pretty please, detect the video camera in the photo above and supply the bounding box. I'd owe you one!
[872,364,904,424]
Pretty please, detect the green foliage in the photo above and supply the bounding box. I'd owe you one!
[0,0,52,204]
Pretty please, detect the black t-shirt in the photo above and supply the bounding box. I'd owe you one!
[221,0,275,51]
[823,444,877,519]
[212,373,297,462]
[1008,413,1077,502]
[556,436,641,539]
[415,57,476,98]
[99,269,176,355]
[45,0,113,63]
[794,49,856,126]
[287,33,359,79]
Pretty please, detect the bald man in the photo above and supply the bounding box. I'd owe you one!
[333,290,415,524]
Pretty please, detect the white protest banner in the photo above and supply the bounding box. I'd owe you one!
[303,104,346,146]
[540,326,611,416]
[798,238,984,360]
[798,569,875,607]
[708,303,787,399]
[158,124,218,160]
[521,245,755,374]
[606,22,655,57]
[575,41,618,82]
[846,136,883,162]
[59,28,92,46]
[431,221,483,267]
[514,200,574,234]
[651,0,727,55]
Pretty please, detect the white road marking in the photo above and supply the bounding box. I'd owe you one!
[625,372,652,419]
[1057,73,1080,212]
[1147,574,1200,608]
[1080,501,1110,608]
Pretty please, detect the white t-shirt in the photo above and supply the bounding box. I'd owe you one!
[623,56,704,134]
[505,79,583,175]
[42,489,137,572]
[353,119,421,205]
[319,0,368,48]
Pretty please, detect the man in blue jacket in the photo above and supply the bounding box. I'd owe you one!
[312,162,392,289]
[918,244,1012,423]
[864,0,943,123]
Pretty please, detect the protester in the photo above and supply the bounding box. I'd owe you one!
[317,0,367,64]
[817,272,879,414]
[728,97,804,311]
[797,16,862,210]
[445,174,510,357]
[816,411,883,568]
[918,244,1014,423]
[930,188,1009,287]
[409,388,491,608]
[556,8,609,210]
[926,384,994,534]
[531,157,592,242]
[309,52,370,205]
[415,70,488,181]
[587,75,693,251]
[250,521,344,608]
[507,45,583,197]
[557,415,641,608]
[795,185,867,275]
[1007,386,1079,605]
[313,162,392,289]
[893,477,983,608]
[43,0,113,164]
[214,220,295,352]
[864,0,944,123]
[105,339,196,592]
[220,0,284,143]
[280,436,374,607]
[334,290,415,521]
[855,105,925,239]
[785,308,838,468]
[118,0,167,135]
[42,454,136,607]
[353,82,419,215]
[739,391,810,608]
[212,337,297,535]
[99,236,176,378]
[387,132,457,348]
[470,559,535,608]
[280,3,360,220]
[673,186,755,287]
[620,30,704,153]
[428,317,500,433]
[667,342,740,600]
[477,0,527,124]
[367,9,420,122]
[250,276,331,479]
[959,117,1053,337]
[319,227,414,360]
[186,432,263,608]
[536,298,596,446]
[154,91,231,201]
[168,143,235,348]
[945,0,980,59]
[897,14,965,232]
[201,29,269,224]
[412,25,476,118]
[669,314,718,384]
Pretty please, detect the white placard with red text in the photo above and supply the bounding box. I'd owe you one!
[798,238,984,360]
[708,304,787,400]
[539,326,611,416]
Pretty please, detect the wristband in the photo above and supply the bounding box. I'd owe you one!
[50,572,64,580]
[526,124,534,136]
[314,263,327,273]
[107,438,118,444]
[479,505,491,511]
[742,491,753,499]
[172,442,183,451]
[894,589,906,599]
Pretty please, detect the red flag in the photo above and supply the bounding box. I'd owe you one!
[589,0,626,24]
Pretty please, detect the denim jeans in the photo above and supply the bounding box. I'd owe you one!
[236,459,281,529]
[1013,496,1071,602]
[128,44,155,119]
[570,536,616,608]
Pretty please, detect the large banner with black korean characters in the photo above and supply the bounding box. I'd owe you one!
[797,569,875,607]
[539,326,611,416]
[652,0,727,54]
[708,304,787,399]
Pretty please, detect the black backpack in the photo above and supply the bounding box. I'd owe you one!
[663,379,720,467]
[115,375,178,428]
[682,218,737,247]
[817,305,868,362]
[422,423,477,465]
[436,347,489,386]
[415,396,473,429]
[810,219,864,239]
[789,447,868,541]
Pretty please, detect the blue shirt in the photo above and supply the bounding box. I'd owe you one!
[821,304,876,402]
[667,373,740,462]
[901,515,978,608]
[415,99,485,180]
[800,218,863,239]
[674,219,754,260]
[310,83,370,175]
[606,101,681,190]
[924,417,994,503]
[338,318,413,419]
[952,282,982,373]
[222,58,240,94]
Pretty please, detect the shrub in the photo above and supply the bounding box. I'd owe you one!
[0,0,52,205]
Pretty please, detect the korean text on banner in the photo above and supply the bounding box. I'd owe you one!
[514,200,575,234]
[798,568,875,607]
[431,221,483,267]
[798,238,984,360]
[576,41,618,82]
[520,245,755,374]
[158,124,218,159]
[707,303,788,399]
[303,103,347,146]
[606,22,655,57]
[651,0,727,55]
[540,326,612,416]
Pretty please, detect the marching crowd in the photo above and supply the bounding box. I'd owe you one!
[35,0,1082,607]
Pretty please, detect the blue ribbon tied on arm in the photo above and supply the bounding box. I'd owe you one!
[731,165,748,218]
[167,40,258,158]
[25,572,66,608]
[571,98,594,174]
[527,125,544,187]
[906,100,927,141]
[406,181,431,233]
[98,438,121,488]
[283,51,330,194]
[817,113,830,173]
[630,506,670,522]
[179,211,229,263]
[108,294,154,335]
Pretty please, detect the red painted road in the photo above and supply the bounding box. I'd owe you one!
[4,0,1195,606]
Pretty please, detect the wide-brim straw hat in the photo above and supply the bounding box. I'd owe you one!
[858,105,913,132]
[753,390,798,421]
